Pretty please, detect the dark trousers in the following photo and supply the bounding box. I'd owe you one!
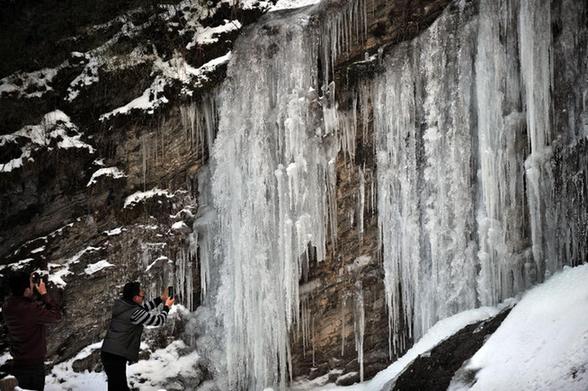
[101,350,130,391]
[9,363,45,391]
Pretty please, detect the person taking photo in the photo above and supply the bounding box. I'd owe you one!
[2,271,62,391]
[101,281,174,391]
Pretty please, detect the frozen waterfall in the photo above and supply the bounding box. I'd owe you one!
[188,0,588,388]
[209,6,338,390]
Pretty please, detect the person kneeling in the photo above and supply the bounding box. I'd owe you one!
[101,282,174,391]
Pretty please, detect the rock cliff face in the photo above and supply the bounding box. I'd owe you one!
[1,0,587,389]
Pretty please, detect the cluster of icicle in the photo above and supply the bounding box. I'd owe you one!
[184,0,587,389]
[371,0,587,356]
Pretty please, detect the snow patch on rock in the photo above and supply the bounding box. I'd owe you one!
[0,111,94,173]
[87,167,126,187]
[124,188,174,208]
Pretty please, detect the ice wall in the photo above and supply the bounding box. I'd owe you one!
[189,0,587,387]
[373,0,588,353]
[374,2,479,349]
[209,6,339,390]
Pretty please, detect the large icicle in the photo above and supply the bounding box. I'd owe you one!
[210,6,338,390]
[519,0,557,281]
[374,4,478,353]
[475,0,534,306]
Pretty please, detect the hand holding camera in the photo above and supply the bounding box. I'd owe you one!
[161,286,175,307]
[31,272,48,295]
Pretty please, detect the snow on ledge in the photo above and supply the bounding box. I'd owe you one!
[99,77,168,121]
[124,188,174,208]
[269,0,321,11]
[171,221,190,231]
[104,227,124,236]
[0,64,66,99]
[84,260,114,275]
[48,246,102,287]
[87,167,126,186]
[186,20,242,49]
[0,258,34,273]
[0,110,94,173]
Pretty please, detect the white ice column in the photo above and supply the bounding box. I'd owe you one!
[210,7,338,390]
[475,0,534,306]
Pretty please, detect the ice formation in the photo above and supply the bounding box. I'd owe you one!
[181,0,588,388]
[207,2,361,387]
[372,0,588,354]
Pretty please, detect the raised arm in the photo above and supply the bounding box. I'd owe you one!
[33,281,62,324]
[131,296,175,326]
[142,296,162,311]
[130,305,169,326]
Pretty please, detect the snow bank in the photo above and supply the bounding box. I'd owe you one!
[86,167,126,186]
[449,264,588,391]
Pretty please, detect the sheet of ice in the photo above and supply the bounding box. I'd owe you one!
[210,6,340,389]
[373,3,478,352]
[449,264,588,391]
[84,260,114,275]
[86,167,126,186]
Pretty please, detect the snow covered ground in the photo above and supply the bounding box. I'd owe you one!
[45,340,201,391]
[449,264,588,391]
[291,305,507,391]
[295,264,588,391]
[7,264,585,391]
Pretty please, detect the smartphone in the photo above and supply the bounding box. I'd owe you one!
[168,286,174,298]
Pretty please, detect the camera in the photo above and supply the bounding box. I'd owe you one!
[31,272,47,285]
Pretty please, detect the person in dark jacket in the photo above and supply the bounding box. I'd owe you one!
[101,281,174,391]
[2,271,62,391]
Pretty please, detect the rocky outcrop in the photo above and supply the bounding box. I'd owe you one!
[389,309,511,391]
